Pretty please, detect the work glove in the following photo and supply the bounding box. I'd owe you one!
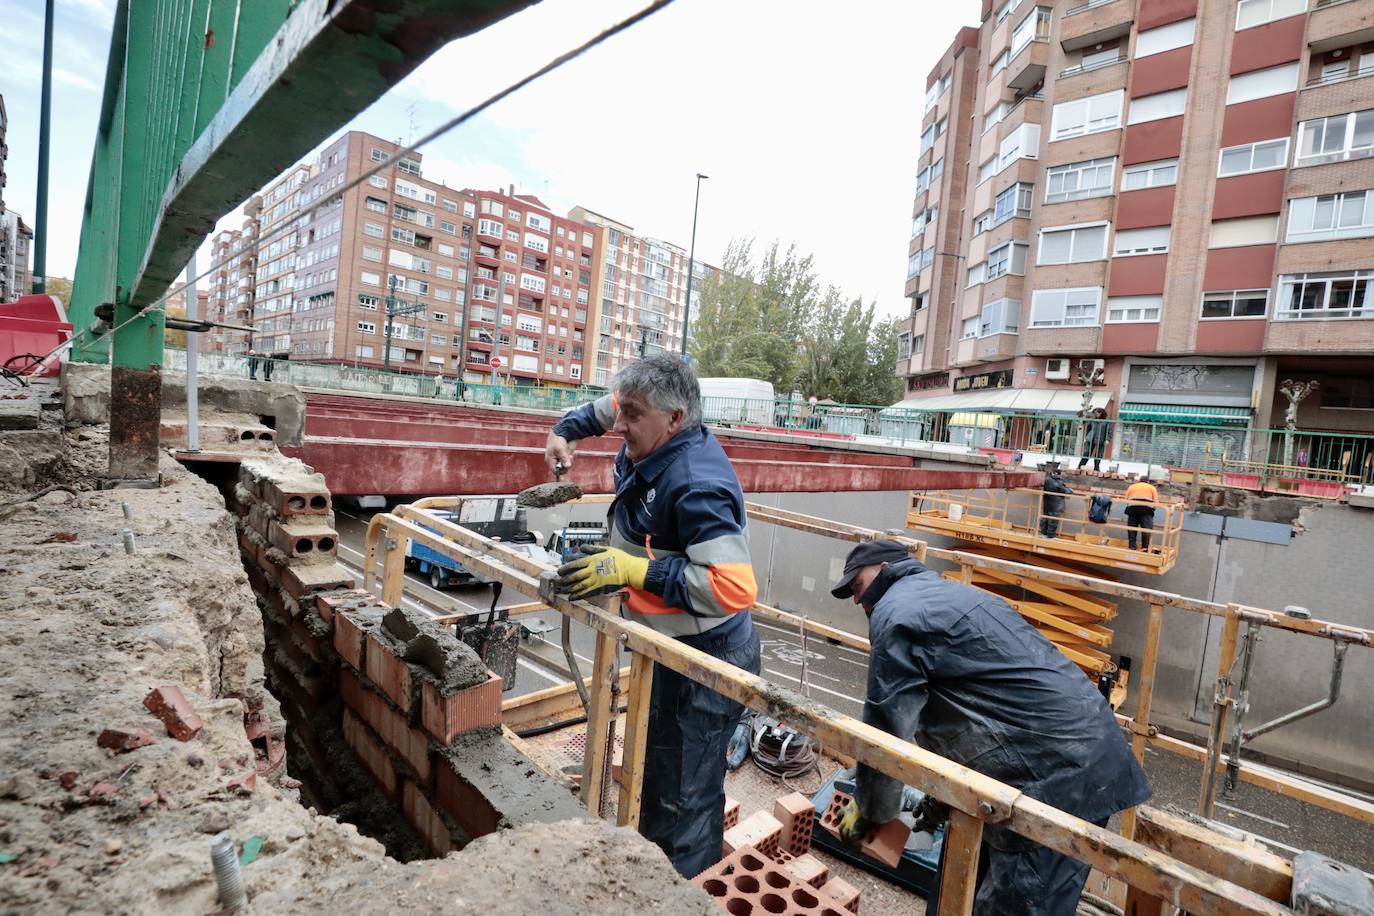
[911,795,950,835]
[837,799,873,846]
[555,545,648,599]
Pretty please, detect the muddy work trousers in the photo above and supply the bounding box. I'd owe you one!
[933,819,1107,916]
[638,612,761,878]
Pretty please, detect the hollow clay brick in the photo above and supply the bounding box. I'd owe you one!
[314,588,370,624]
[419,673,502,745]
[342,708,397,799]
[280,562,354,601]
[723,810,783,859]
[787,852,829,889]
[724,795,741,831]
[820,876,861,914]
[264,479,331,518]
[366,632,416,714]
[773,790,815,855]
[268,519,338,561]
[142,685,204,742]
[435,761,502,838]
[333,606,381,672]
[820,789,911,869]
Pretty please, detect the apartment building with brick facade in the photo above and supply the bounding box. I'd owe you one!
[899,0,1374,465]
[207,131,602,390]
[570,206,700,387]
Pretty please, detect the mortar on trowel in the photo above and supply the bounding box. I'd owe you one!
[515,462,584,510]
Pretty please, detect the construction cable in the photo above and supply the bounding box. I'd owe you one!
[750,714,821,791]
[23,0,681,378]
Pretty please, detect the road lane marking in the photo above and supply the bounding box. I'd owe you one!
[763,667,865,707]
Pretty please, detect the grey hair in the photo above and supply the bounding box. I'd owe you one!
[611,354,702,428]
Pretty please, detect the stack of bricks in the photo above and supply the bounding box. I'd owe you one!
[333,601,504,855]
[693,846,858,916]
[231,457,354,777]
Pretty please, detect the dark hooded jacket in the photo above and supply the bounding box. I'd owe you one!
[855,559,1150,851]
[1042,472,1072,517]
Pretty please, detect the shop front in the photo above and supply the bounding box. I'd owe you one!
[1115,360,1258,469]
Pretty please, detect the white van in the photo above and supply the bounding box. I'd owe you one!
[698,377,775,426]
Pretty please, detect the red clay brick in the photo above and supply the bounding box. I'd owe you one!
[334,608,372,672]
[820,789,912,869]
[264,479,331,518]
[314,588,370,624]
[723,810,782,859]
[401,779,455,857]
[268,519,338,560]
[420,672,502,745]
[820,876,861,913]
[435,761,502,838]
[142,685,204,742]
[342,708,397,799]
[366,632,416,714]
[724,795,741,831]
[97,728,156,753]
[280,562,354,601]
[773,791,815,855]
[787,852,828,889]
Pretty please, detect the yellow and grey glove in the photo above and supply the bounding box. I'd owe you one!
[555,545,649,599]
[838,799,872,845]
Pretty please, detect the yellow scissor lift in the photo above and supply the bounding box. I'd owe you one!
[906,486,1185,707]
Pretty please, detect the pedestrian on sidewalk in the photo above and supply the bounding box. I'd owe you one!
[247,350,259,380]
[1077,407,1110,471]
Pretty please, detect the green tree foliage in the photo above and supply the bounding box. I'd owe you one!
[690,238,901,405]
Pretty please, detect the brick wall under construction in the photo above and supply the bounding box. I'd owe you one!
[229,455,585,857]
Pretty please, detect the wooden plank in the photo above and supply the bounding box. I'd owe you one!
[1122,601,1165,840]
[380,523,406,608]
[580,624,620,815]
[937,808,984,916]
[1134,807,1292,902]
[616,649,654,829]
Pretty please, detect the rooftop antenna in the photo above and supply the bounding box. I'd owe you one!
[404,101,419,146]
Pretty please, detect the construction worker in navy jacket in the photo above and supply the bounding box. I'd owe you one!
[545,354,762,878]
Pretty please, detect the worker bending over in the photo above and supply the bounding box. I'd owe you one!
[1124,477,1159,551]
[832,539,1150,915]
[545,354,761,879]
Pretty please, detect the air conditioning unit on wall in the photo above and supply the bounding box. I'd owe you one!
[1079,358,1106,383]
[1045,358,1070,380]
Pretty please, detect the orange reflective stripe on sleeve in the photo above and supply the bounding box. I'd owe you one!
[706,562,758,614]
[625,587,683,616]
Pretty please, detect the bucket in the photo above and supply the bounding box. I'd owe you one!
[949,503,964,522]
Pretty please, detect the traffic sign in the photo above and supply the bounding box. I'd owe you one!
[489,356,503,369]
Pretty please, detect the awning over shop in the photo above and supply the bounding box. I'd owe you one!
[1119,403,1251,426]
[890,389,1111,414]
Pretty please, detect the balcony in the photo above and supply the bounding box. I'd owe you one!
[1059,55,1126,80]
[1307,0,1374,54]
[1007,37,1049,91]
[1059,0,1132,52]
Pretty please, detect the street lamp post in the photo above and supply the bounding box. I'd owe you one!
[681,172,708,356]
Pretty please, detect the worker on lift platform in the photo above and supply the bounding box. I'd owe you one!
[544,354,761,879]
[831,539,1151,916]
[1040,461,1073,539]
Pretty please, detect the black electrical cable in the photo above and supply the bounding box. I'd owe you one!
[750,715,821,790]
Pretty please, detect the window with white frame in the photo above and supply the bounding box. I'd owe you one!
[1219,138,1289,176]
[520,274,546,293]
[993,182,1034,224]
[516,314,542,333]
[368,176,387,189]
[1114,226,1171,256]
[1011,7,1051,56]
[1277,271,1374,319]
[1106,295,1162,322]
[999,123,1041,169]
[987,241,1028,278]
[365,196,387,213]
[990,49,1009,77]
[357,321,376,334]
[931,158,944,182]
[1209,215,1279,248]
[980,298,1020,336]
[1128,89,1187,125]
[915,166,930,194]
[477,218,503,238]
[437,243,455,257]
[1052,90,1124,140]
[920,124,937,156]
[973,210,993,235]
[526,212,551,233]
[984,100,1009,133]
[1236,0,1305,30]
[967,261,987,287]
[1295,109,1374,166]
[1038,223,1108,264]
[1122,158,1178,190]
[961,317,979,339]
[355,345,374,358]
[1227,63,1298,105]
[1134,18,1195,58]
[1287,190,1374,243]
[1202,289,1269,319]
[432,311,447,323]
[1030,287,1102,327]
[360,271,380,286]
[1046,157,1116,203]
[463,201,476,218]
[912,334,925,354]
[525,233,549,254]
[437,265,453,279]
[978,157,998,184]
[362,246,382,262]
[358,294,379,310]
[897,333,912,359]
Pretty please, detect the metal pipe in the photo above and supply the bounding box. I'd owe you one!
[1242,641,1348,744]
[562,614,590,716]
[1223,622,1262,795]
[680,172,708,355]
[31,0,53,294]
[185,253,199,452]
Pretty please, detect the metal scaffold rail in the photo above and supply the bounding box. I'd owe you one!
[359,495,1374,915]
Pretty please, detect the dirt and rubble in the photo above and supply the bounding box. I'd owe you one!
[0,424,712,913]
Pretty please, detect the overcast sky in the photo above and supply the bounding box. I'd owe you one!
[2,0,978,318]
